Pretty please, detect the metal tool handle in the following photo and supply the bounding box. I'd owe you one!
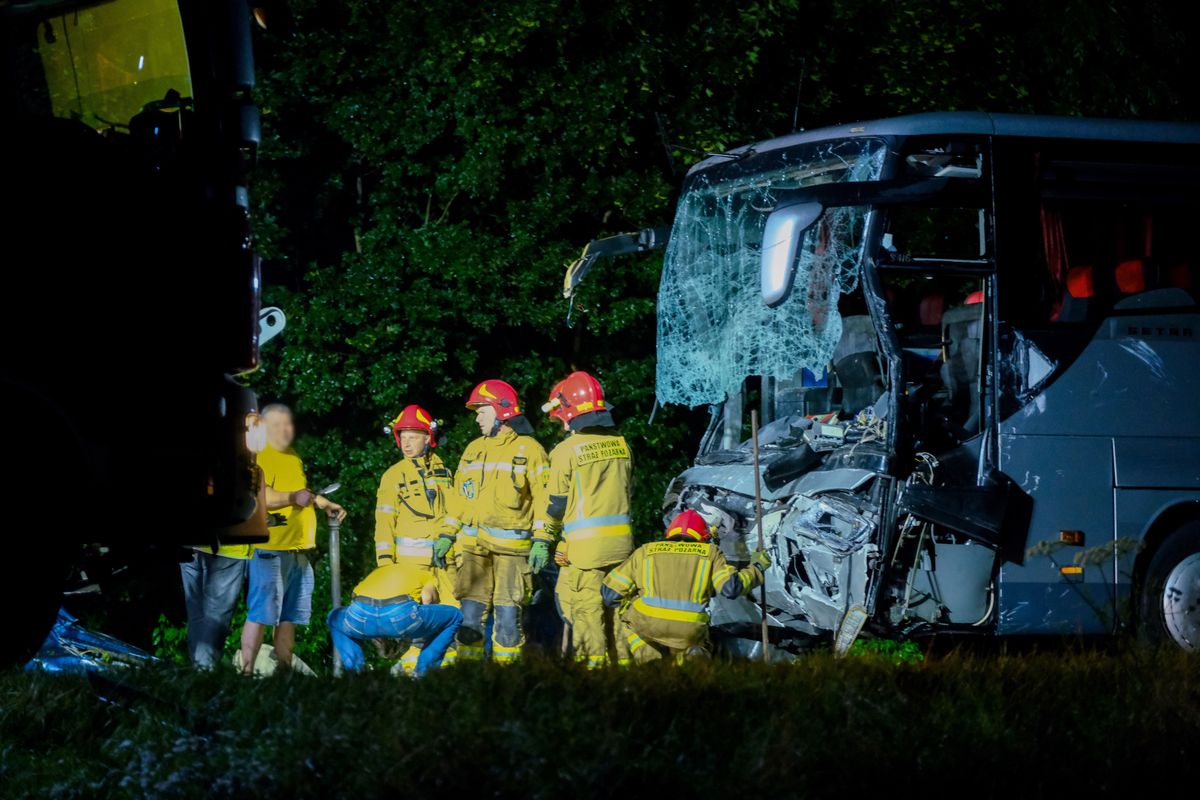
[750,409,770,663]
[328,514,343,676]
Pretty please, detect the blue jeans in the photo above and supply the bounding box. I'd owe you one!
[328,599,462,676]
[180,550,247,668]
[247,549,314,625]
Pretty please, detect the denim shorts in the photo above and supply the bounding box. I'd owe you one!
[247,549,314,625]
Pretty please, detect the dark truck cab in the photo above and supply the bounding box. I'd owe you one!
[0,0,267,663]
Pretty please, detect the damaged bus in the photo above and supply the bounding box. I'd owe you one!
[568,112,1200,653]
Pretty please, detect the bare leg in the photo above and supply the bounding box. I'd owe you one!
[240,621,266,675]
[273,621,296,668]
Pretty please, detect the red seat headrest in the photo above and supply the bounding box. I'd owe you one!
[964,290,984,305]
[1115,259,1146,294]
[919,293,945,326]
[1067,265,1095,299]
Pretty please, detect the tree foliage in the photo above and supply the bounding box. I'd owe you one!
[232,0,1197,663]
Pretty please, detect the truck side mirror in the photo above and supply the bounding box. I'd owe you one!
[761,202,824,307]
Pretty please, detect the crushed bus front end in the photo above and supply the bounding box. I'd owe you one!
[647,112,1200,653]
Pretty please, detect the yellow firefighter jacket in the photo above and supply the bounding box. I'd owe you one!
[441,428,550,556]
[374,452,454,567]
[602,540,763,650]
[545,432,634,570]
[353,561,434,604]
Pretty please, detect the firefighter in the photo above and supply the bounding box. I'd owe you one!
[541,371,634,668]
[375,404,457,673]
[433,380,550,662]
[328,561,462,676]
[601,509,770,663]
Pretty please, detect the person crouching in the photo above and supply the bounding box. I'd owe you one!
[328,561,462,676]
[601,509,770,663]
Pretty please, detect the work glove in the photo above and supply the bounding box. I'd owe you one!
[432,535,454,569]
[600,584,623,609]
[751,548,771,573]
[554,542,570,567]
[528,540,550,574]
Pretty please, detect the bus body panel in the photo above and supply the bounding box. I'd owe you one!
[997,435,1115,635]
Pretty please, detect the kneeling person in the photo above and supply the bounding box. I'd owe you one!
[601,509,769,663]
[328,561,462,676]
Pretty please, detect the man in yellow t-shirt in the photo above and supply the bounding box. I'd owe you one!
[328,561,462,675]
[239,404,345,673]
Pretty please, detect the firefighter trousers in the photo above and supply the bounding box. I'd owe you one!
[620,618,710,665]
[557,563,630,667]
[454,548,532,662]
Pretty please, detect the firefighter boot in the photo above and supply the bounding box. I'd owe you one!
[492,604,524,664]
[456,598,488,661]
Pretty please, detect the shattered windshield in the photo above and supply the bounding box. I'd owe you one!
[657,138,888,407]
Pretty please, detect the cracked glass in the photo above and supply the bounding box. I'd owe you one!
[657,138,887,407]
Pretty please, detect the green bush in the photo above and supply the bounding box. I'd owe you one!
[847,637,925,662]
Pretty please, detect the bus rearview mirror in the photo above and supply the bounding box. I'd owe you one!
[761,202,824,307]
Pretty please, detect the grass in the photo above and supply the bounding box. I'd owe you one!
[1,648,1197,799]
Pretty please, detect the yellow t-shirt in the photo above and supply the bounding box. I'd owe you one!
[256,445,317,551]
[353,562,435,603]
[192,544,251,559]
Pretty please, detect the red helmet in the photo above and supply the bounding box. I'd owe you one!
[665,510,713,543]
[392,404,437,449]
[542,371,606,424]
[466,379,522,421]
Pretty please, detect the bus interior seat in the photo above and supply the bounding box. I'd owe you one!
[1060,259,1195,322]
[1057,264,1096,322]
[1115,258,1149,294]
[832,314,885,414]
[1117,257,1196,296]
[939,296,983,434]
[918,292,946,327]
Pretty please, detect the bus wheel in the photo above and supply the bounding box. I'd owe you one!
[1138,521,1200,651]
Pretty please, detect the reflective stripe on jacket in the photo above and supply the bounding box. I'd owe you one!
[546,432,634,570]
[440,429,549,555]
[374,453,453,566]
[602,540,763,650]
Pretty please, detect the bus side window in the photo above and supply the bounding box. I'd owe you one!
[1040,204,1193,324]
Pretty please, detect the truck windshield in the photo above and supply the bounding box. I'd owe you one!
[5,0,191,130]
[657,138,887,407]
